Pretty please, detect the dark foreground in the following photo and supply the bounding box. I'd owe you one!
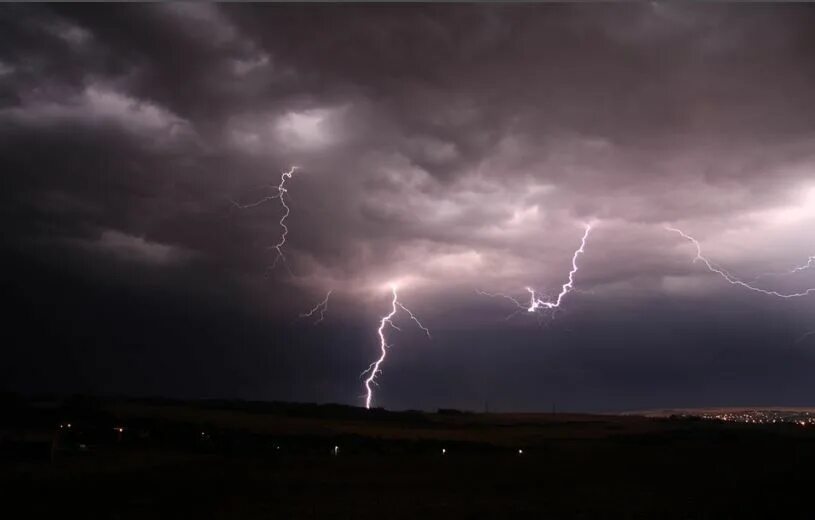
[2,396,814,519]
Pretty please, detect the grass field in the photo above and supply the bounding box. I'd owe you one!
[3,397,814,518]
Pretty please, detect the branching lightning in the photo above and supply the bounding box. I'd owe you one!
[754,256,815,281]
[361,285,430,409]
[233,167,337,321]
[787,256,815,275]
[361,287,399,410]
[300,290,332,324]
[231,166,299,269]
[479,224,593,317]
[526,224,592,312]
[396,302,432,339]
[666,226,815,299]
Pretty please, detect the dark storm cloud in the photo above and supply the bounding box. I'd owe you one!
[3,4,815,410]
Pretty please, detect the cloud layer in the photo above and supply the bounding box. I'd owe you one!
[2,4,815,410]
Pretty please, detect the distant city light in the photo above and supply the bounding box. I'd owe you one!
[690,410,815,426]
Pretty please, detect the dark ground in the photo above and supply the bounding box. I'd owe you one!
[2,395,813,519]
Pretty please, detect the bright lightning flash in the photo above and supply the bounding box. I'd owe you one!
[526,224,592,312]
[300,290,332,324]
[231,166,299,269]
[361,285,430,409]
[666,226,815,299]
[479,224,593,317]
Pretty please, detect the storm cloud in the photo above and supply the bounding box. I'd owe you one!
[2,3,815,411]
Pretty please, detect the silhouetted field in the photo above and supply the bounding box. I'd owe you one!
[2,394,814,518]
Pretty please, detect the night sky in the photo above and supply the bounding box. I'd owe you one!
[3,3,815,412]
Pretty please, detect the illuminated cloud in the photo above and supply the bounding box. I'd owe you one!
[5,3,815,409]
[232,52,270,76]
[1,85,194,143]
[92,230,192,265]
[274,107,345,151]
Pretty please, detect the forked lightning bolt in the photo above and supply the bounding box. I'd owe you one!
[479,224,593,316]
[300,290,332,324]
[396,302,432,338]
[666,227,815,298]
[787,256,815,275]
[361,285,430,409]
[231,166,299,269]
[526,224,592,312]
[361,287,399,410]
[754,256,815,280]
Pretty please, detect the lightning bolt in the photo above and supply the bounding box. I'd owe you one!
[754,256,815,280]
[475,290,529,321]
[526,224,592,312]
[479,224,593,316]
[396,302,432,339]
[231,166,299,270]
[787,256,815,275]
[299,290,332,324]
[361,285,430,409]
[666,226,815,298]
